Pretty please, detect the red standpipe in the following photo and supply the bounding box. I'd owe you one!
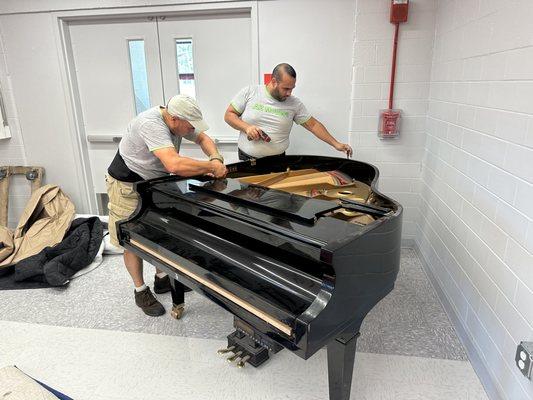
[379,0,408,138]
[388,22,400,110]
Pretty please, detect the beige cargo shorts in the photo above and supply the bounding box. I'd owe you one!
[105,174,139,247]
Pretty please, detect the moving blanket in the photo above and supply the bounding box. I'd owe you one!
[14,217,103,286]
[0,185,75,268]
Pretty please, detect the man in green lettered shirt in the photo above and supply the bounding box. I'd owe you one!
[224,63,353,160]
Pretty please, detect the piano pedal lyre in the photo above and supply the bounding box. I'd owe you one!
[223,319,284,369]
[170,303,185,319]
[217,345,235,355]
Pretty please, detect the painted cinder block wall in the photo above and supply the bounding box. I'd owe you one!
[352,0,533,399]
[350,0,437,244]
[418,0,533,399]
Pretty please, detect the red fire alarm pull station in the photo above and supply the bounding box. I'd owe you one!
[379,0,409,139]
[390,0,409,23]
[379,109,401,137]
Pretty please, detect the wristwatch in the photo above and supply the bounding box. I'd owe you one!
[209,154,224,163]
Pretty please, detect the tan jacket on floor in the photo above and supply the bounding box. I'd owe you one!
[0,184,75,268]
[0,226,14,264]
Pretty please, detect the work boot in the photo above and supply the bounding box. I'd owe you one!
[134,287,165,317]
[154,274,171,294]
[154,274,192,293]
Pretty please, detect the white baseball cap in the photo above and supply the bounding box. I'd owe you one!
[166,94,209,133]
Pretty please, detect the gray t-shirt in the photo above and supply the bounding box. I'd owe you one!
[230,85,311,158]
[120,106,199,180]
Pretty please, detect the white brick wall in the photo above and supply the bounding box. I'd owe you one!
[418,1,533,400]
[351,0,436,242]
[0,29,28,229]
[354,1,533,398]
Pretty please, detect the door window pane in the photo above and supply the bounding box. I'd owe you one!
[128,40,150,114]
[176,39,196,98]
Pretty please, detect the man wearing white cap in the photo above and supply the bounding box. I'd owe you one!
[106,94,227,317]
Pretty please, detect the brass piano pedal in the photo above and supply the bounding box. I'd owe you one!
[170,304,185,320]
[237,355,251,368]
[227,351,243,363]
[217,346,235,355]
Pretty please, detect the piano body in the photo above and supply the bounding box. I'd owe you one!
[117,155,402,400]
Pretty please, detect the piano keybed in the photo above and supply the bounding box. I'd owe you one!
[124,208,329,337]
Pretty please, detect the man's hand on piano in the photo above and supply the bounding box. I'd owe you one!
[245,125,263,141]
[210,160,228,178]
[334,142,353,158]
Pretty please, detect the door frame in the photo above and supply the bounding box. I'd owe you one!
[52,1,259,213]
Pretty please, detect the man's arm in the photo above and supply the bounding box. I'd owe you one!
[302,117,353,157]
[152,147,226,178]
[224,105,262,140]
[195,132,223,160]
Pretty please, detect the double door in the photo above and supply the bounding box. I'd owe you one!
[69,11,253,197]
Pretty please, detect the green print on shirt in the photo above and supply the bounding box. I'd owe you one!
[251,103,289,118]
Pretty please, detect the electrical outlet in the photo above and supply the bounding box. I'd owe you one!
[515,342,533,379]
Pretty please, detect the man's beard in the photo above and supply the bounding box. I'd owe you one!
[272,89,287,102]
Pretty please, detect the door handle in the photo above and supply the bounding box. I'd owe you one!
[86,134,123,143]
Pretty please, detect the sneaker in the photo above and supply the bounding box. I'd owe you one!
[134,287,165,317]
[154,274,192,293]
[154,274,171,294]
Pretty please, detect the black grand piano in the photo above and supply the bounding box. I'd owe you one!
[117,155,402,400]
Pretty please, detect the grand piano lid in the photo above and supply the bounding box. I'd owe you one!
[144,174,394,251]
[187,179,341,224]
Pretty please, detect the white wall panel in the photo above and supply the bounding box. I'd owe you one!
[1,23,32,227]
[0,13,89,213]
[257,0,355,158]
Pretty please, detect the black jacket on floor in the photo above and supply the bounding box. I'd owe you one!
[14,217,103,286]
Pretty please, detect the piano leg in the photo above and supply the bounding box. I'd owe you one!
[169,278,185,319]
[327,332,360,400]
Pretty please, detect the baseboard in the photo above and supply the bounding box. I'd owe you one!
[409,242,504,400]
